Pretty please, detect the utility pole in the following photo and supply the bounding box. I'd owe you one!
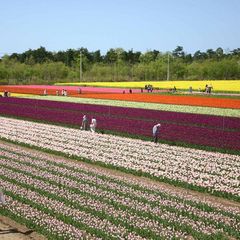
[167,52,170,81]
[80,51,83,82]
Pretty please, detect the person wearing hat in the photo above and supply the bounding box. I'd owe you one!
[152,123,161,143]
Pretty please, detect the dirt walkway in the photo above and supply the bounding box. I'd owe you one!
[0,216,45,240]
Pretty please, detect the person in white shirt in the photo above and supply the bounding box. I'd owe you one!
[90,118,97,132]
[152,123,161,143]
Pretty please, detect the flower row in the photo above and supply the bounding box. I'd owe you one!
[21,94,240,117]
[0,117,239,199]
[0,98,240,150]
[1,141,239,239]
[1,97,240,129]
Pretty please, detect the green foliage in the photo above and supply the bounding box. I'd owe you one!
[1,46,240,84]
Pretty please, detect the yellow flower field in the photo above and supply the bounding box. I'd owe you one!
[55,80,240,92]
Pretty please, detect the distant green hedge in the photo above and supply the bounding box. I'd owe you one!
[0,79,8,85]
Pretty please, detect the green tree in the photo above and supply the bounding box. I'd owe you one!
[172,46,185,58]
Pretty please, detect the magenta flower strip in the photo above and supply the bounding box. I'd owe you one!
[0,97,240,150]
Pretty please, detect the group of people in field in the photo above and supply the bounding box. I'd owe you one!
[45,88,83,96]
[80,114,161,143]
[81,113,161,143]
[0,90,11,97]
[43,89,68,96]
[205,84,213,93]
[80,115,97,133]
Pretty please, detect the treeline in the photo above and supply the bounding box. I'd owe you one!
[0,46,240,84]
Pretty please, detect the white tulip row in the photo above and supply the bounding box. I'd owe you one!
[1,141,239,216]
[0,117,239,197]
[3,196,95,240]
[0,141,239,239]
[0,163,188,239]
[0,155,238,233]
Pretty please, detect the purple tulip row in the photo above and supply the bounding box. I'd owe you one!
[0,97,239,150]
[1,97,240,130]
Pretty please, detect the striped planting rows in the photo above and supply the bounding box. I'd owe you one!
[1,84,240,108]
[0,142,239,239]
[0,97,240,150]
[18,94,240,117]
[0,117,239,200]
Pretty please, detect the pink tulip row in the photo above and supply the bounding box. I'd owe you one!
[0,141,239,240]
[2,142,239,216]
[2,196,94,240]
[0,163,187,239]
[4,84,138,93]
[0,158,224,235]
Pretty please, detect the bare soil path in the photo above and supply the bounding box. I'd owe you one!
[0,215,45,240]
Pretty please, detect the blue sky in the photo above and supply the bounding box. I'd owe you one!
[0,0,240,55]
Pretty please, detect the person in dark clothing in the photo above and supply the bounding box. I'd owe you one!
[80,115,88,130]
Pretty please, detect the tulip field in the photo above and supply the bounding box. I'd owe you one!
[0,124,240,239]
[0,83,239,239]
[1,84,240,108]
[0,97,240,150]
[72,93,240,109]
[9,93,240,117]
[0,116,239,200]
[55,80,240,92]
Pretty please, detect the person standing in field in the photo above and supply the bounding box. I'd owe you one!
[152,123,161,143]
[208,84,213,93]
[81,115,88,130]
[189,86,192,93]
[205,84,208,93]
[90,118,97,132]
